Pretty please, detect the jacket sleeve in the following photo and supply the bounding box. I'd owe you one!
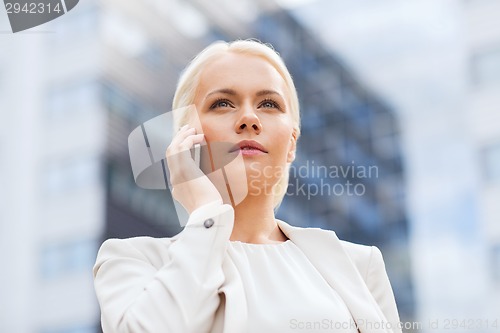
[93,200,234,333]
[366,246,402,333]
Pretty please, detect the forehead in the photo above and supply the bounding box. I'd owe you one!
[197,52,287,96]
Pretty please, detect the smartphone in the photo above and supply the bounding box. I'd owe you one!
[189,142,237,176]
[192,143,201,168]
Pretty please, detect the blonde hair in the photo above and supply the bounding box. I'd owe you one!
[172,39,301,210]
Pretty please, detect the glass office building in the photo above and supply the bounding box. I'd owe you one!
[257,11,413,320]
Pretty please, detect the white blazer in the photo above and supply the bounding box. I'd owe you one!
[93,201,402,333]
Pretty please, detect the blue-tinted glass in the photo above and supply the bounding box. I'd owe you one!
[40,244,65,280]
[40,324,96,333]
[493,245,500,280]
[472,47,500,85]
[141,44,165,70]
[46,80,98,120]
[484,143,500,183]
[40,239,97,280]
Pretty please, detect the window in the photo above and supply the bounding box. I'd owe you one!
[0,67,4,93]
[102,83,159,123]
[471,47,500,85]
[40,324,97,333]
[482,142,500,183]
[45,80,99,120]
[40,239,97,280]
[163,1,208,38]
[140,44,166,70]
[102,10,148,58]
[108,163,174,227]
[492,244,500,282]
[372,111,396,138]
[46,3,98,46]
[42,155,101,196]
[373,133,398,160]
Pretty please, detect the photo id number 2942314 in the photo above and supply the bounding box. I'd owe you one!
[5,2,63,14]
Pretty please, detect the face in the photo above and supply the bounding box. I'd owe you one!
[192,52,297,191]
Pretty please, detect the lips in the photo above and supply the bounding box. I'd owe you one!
[229,140,268,153]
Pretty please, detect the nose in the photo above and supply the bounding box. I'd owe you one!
[235,104,262,134]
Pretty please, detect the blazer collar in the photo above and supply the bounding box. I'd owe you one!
[275,219,392,333]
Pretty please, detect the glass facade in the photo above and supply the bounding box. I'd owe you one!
[254,11,413,318]
[471,46,500,85]
[41,154,101,197]
[101,82,182,238]
[493,244,500,281]
[40,239,97,281]
[40,325,97,333]
[482,142,500,183]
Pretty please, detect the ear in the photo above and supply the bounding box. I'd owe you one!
[287,130,297,163]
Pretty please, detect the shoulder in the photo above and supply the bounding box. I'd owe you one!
[96,236,175,269]
[283,220,384,280]
[339,239,383,281]
[297,224,383,280]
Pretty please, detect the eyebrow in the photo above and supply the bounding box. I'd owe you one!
[256,89,282,98]
[205,89,237,99]
[205,89,283,100]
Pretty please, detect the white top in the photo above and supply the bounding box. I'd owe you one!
[227,239,359,333]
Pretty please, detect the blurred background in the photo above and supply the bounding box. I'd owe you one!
[1,0,499,332]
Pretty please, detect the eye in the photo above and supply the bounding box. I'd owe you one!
[210,98,233,109]
[259,98,281,110]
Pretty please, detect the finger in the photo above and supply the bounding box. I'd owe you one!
[172,131,202,153]
[167,127,197,156]
[178,133,205,151]
[172,126,196,145]
[166,133,204,159]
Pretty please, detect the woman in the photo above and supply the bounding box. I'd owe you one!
[93,40,402,333]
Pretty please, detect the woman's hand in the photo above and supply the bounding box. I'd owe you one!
[166,125,223,215]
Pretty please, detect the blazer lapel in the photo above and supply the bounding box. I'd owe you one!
[276,219,392,333]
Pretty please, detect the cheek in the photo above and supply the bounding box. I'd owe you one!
[185,110,203,132]
[198,117,229,143]
[273,119,294,145]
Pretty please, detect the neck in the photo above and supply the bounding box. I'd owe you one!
[229,194,288,244]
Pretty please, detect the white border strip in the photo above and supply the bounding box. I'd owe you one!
[60,0,68,13]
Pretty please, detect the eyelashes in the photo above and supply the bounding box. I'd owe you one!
[208,98,283,111]
[259,98,282,110]
[209,98,233,109]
